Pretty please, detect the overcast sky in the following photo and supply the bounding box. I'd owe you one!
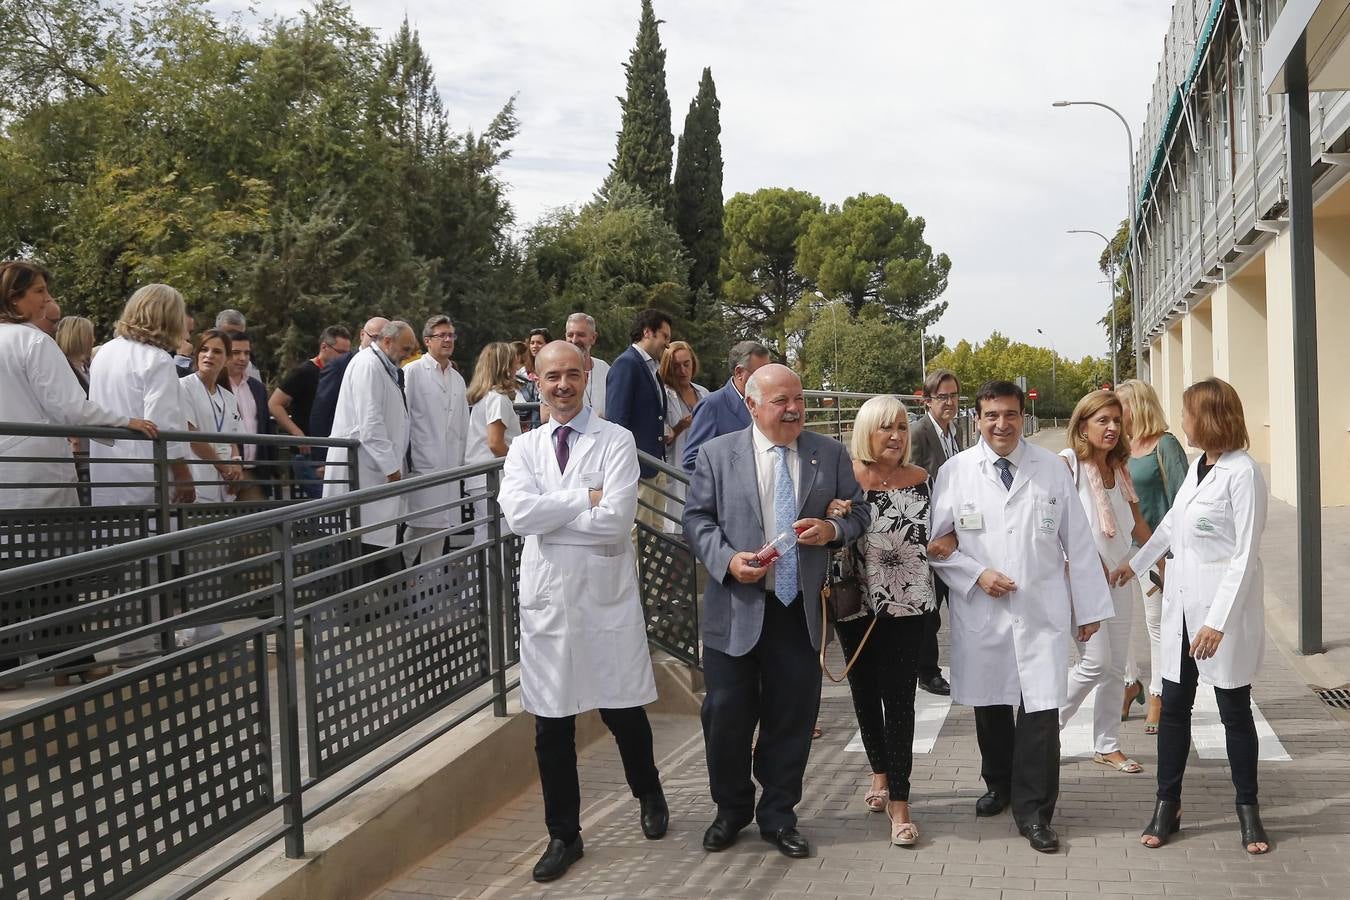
[217,0,1175,360]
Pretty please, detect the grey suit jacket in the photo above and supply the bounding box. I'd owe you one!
[910,412,964,482]
[683,427,870,656]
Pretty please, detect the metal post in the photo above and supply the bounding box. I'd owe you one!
[1284,36,1323,655]
[484,467,509,716]
[153,439,174,656]
[271,520,306,856]
[1107,256,1119,386]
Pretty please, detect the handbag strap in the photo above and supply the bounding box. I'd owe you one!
[1155,440,1170,499]
[819,583,878,683]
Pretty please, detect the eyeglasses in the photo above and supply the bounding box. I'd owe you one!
[427,332,456,341]
[930,392,960,402]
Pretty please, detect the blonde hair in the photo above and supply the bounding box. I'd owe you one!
[1115,378,1169,442]
[467,341,520,405]
[1066,390,1131,468]
[849,395,911,464]
[55,315,95,361]
[1183,377,1250,453]
[114,284,186,351]
[659,340,699,384]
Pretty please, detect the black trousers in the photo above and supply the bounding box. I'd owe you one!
[917,573,947,682]
[836,613,923,800]
[1156,624,1259,805]
[535,706,661,843]
[701,594,821,832]
[973,703,1060,829]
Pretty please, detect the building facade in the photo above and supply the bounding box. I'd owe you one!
[1132,0,1350,505]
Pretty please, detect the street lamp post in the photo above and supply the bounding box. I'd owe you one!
[1053,99,1145,380]
[1068,228,1120,387]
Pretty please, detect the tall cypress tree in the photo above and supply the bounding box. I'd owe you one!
[610,0,673,218]
[673,66,724,307]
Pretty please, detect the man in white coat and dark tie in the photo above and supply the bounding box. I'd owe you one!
[402,315,470,564]
[928,380,1113,853]
[498,341,667,884]
[322,320,418,576]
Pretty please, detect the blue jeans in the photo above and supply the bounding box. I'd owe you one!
[291,453,323,499]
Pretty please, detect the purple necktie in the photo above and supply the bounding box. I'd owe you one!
[554,425,573,473]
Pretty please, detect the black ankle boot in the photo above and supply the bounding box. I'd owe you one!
[1236,803,1270,854]
[1141,799,1181,848]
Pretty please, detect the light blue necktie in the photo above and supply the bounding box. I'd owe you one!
[773,445,798,604]
[995,457,1014,490]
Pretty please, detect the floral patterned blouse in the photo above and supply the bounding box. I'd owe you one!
[835,481,936,619]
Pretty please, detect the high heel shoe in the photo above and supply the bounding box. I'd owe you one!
[53,665,112,687]
[1236,803,1271,854]
[1121,679,1145,721]
[1141,799,1181,849]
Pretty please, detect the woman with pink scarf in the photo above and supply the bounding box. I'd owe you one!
[1058,390,1153,774]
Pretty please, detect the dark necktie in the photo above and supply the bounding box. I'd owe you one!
[995,457,1013,490]
[554,425,573,473]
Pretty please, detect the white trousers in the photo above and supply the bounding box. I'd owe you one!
[1122,572,1164,697]
[1061,578,1138,754]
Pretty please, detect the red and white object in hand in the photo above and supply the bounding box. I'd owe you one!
[750,525,809,567]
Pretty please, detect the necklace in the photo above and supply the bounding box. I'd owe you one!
[872,461,903,488]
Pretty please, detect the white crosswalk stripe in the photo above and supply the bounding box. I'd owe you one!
[846,667,953,754]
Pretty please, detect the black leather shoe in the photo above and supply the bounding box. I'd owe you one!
[761,826,811,859]
[919,674,950,695]
[702,818,743,852]
[975,790,1009,817]
[532,835,583,882]
[1019,823,1059,853]
[639,790,669,839]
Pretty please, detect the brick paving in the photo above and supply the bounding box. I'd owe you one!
[379,626,1350,900]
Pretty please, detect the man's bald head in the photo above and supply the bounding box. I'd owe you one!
[361,316,390,348]
[744,363,800,403]
[535,340,586,372]
[36,298,61,336]
[745,363,805,446]
[535,341,588,422]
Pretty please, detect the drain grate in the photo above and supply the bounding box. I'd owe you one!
[1315,687,1350,710]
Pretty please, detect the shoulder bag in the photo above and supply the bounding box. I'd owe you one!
[819,548,877,683]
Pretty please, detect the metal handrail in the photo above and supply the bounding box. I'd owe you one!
[0,421,359,450]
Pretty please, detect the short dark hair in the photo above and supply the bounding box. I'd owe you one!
[923,369,960,398]
[229,330,252,345]
[527,327,553,341]
[0,260,52,324]
[974,379,1024,415]
[320,325,350,346]
[629,308,673,344]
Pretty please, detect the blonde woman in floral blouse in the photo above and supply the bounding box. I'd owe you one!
[832,395,935,847]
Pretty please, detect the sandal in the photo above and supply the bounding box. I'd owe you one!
[1144,695,1162,735]
[1093,752,1144,773]
[1236,803,1271,854]
[890,817,919,847]
[1141,799,1181,849]
[1121,679,1144,721]
[811,727,823,740]
[864,789,888,813]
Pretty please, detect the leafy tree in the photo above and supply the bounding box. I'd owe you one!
[796,192,951,326]
[608,0,673,219]
[673,67,723,313]
[794,300,926,394]
[1097,219,1135,381]
[720,187,822,357]
[931,331,1109,419]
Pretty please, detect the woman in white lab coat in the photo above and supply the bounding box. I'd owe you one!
[1110,377,1269,855]
[89,284,195,507]
[1057,390,1152,775]
[179,329,244,504]
[465,342,522,542]
[0,261,156,688]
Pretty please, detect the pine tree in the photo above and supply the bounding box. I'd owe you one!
[673,67,724,313]
[610,0,674,219]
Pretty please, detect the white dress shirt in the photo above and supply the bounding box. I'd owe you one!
[583,357,609,417]
[981,435,1026,477]
[751,424,799,593]
[928,411,959,460]
[229,374,259,462]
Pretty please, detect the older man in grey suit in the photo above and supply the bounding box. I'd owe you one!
[684,364,870,859]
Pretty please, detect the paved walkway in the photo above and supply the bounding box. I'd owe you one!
[382,627,1350,898]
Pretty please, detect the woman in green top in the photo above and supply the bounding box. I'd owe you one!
[1116,379,1190,733]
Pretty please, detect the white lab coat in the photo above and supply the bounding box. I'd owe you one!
[1129,451,1266,689]
[322,347,409,547]
[89,337,187,507]
[403,355,470,529]
[497,410,657,718]
[179,374,243,503]
[930,440,1115,713]
[584,356,609,418]
[0,323,128,508]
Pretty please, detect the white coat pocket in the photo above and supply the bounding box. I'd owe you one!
[1035,499,1062,538]
[519,543,553,610]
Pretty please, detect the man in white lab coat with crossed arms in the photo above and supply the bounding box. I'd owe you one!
[928,380,1113,854]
